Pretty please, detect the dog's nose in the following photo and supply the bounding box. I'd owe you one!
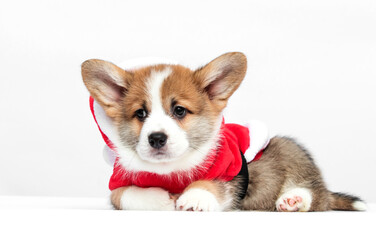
[148,132,168,149]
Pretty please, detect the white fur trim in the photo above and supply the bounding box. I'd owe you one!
[244,120,270,162]
[93,100,121,149]
[103,145,116,166]
[93,100,122,167]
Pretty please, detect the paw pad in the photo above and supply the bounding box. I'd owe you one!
[278,196,302,211]
[276,188,312,212]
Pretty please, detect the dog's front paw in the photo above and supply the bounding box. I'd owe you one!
[119,186,175,211]
[176,188,220,211]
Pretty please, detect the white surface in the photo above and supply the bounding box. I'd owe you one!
[0,0,375,203]
[0,196,113,210]
[0,197,375,240]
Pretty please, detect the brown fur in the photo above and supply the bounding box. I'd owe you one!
[329,192,362,211]
[230,137,361,211]
[161,65,218,130]
[178,137,363,212]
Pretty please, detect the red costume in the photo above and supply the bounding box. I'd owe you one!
[90,97,269,194]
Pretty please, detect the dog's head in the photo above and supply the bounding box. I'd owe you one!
[82,52,247,173]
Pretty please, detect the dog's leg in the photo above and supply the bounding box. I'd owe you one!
[111,186,175,210]
[176,180,234,211]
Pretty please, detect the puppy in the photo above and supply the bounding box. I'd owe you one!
[81,52,365,211]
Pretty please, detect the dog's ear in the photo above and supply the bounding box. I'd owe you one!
[194,52,247,110]
[81,59,132,118]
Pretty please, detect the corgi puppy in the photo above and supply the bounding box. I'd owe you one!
[81,52,365,211]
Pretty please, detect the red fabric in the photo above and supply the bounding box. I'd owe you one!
[89,97,116,151]
[252,150,264,162]
[90,97,257,194]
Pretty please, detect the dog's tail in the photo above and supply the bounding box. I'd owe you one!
[329,192,366,211]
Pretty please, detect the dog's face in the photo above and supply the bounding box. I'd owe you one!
[82,52,247,172]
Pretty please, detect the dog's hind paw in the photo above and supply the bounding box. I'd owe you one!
[276,187,312,212]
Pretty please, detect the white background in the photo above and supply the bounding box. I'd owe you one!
[0,0,375,202]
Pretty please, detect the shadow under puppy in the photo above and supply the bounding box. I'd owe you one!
[81,52,365,212]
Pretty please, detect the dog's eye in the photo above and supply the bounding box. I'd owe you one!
[173,106,187,119]
[135,109,147,121]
